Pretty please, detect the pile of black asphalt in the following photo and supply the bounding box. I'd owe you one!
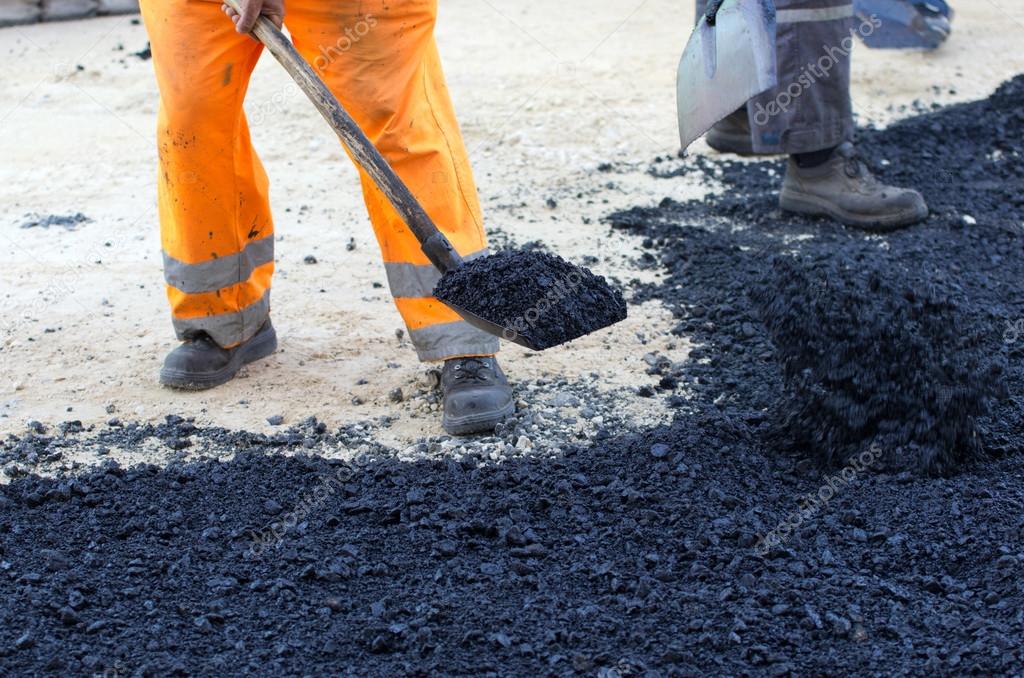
[2,79,1024,676]
[434,250,627,350]
[615,74,1024,474]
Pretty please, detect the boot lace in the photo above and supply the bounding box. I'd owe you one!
[836,143,875,184]
[451,358,492,384]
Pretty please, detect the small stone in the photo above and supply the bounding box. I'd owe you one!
[551,392,580,408]
[961,214,977,226]
[14,632,33,650]
[650,443,670,458]
[40,549,68,572]
[346,237,356,251]
[388,388,404,403]
[303,254,318,264]
[4,464,27,481]
[105,404,116,414]
[266,415,284,426]
[59,606,81,625]
[68,589,86,609]
[995,554,1018,569]
[262,499,283,515]
[515,436,533,450]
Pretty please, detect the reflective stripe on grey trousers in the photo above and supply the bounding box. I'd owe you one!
[694,0,856,154]
[171,289,271,348]
[385,248,499,361]
[163,234,274,295]
[165,240,499,359]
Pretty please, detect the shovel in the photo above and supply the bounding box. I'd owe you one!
[676,0,778,152]
[221,1,626,351]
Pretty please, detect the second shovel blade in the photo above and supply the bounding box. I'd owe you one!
[677,0,778,152]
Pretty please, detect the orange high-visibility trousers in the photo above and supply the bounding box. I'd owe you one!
[139,0,499,361]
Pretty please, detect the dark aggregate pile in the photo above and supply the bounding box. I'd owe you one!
[434,250,627,350]
[3,81,1024,676]
[611,74,1024,474]
[752,256,1006,474]
[2,419,1024,676]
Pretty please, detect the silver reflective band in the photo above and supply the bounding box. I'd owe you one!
[409,320,499,362]
[384,262,443,299]
[163,234,275,295]
[172,289,271,348]
[776,4,853,23]
[384,248,490,299]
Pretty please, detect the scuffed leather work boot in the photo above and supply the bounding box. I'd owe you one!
[160,321,277,390]
[440,357,514,435]
[780,142,929,231]
[705,107,757,156]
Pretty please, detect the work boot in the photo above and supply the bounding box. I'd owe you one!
[779,142,928,231]
[705,108,757,156]
[159,320,277,390]
[440,357,514,435]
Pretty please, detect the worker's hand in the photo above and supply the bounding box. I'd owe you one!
[221,0,284,35]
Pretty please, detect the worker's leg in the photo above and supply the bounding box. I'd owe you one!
[694,0,855,155]
[140,0,274,349]
[746,0,855,154]
[284,0,498,362]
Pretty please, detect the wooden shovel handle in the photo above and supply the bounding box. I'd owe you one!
[220,0,462,273]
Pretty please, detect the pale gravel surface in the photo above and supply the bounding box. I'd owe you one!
[1,1,1022,456]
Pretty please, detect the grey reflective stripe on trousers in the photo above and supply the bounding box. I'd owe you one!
[409,320,500,362]
[776,4,853,23]
[163,234,275,294]
[694,0,855,155]
[383,248,490,299]
[172,289,271,348]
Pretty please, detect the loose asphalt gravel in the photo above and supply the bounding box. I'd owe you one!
[2,79,1024,676]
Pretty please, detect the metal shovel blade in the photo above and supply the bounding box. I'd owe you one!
[677,0,778,152]
[445,302,543,351]
[854,0,952,50]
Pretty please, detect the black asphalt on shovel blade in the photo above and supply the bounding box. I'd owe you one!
[433,250,627,350]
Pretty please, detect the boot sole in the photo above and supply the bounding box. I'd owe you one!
[159,326,278,391]
[779,188,929,232]
[443,399,515,436]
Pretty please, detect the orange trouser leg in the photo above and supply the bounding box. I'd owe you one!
[140,0,274,349]
[284,0,499,361]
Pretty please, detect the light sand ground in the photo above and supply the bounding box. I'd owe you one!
[1,1,1023,443]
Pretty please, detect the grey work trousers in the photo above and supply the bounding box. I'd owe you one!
[695,0,860,154]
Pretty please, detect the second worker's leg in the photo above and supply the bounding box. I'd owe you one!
[744,0,927,229]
